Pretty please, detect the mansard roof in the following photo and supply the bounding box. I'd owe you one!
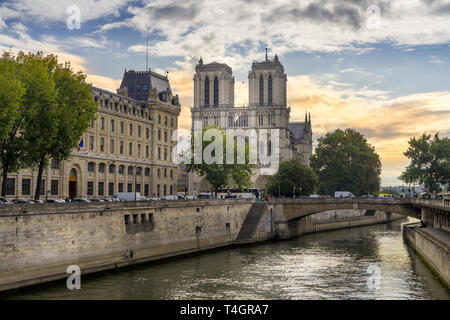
[91,86,145,108]
[119,69,171,101]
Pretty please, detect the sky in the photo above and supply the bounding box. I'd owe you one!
[0,0,449,186]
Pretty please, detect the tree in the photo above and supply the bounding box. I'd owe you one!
[0,51,97,199]
[399,133,450,193]
[266,158,318,197]
[185,125,254,191]
[18,52,59,200]
[20,52,97,199]
[0,52,26,196]
[310,129,381,196]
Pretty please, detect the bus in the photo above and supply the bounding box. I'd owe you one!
[216,188,262,199]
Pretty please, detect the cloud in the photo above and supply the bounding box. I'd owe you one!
[429,55,445,64]
[284,75,450,185]
[96,0,450,75]
[2,0,132,25]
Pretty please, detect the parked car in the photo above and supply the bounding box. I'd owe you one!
[30,199,44,204]
[361,195,375,199]
[161,195,178,201]
[88,199,104,202]
[419,192,432,199]
[148,197,160,201]
[12,199,29,204]
[72,198,90,203]
[185,195,198,200]
[309,194,320,198]
[45,199,65,204]
[0,197,12,204]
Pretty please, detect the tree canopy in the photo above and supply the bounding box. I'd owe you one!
[185,125,255,191]
[0,51,97,198]
[266,158,318,197]
[399,132,450,193]
[310,128,381,196]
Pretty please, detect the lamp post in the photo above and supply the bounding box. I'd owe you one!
[134,163,137,202]
[293,186,296,198]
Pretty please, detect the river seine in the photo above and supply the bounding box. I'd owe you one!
[5,217,449,300]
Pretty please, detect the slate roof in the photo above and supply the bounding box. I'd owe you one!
[119,70,171,101]
[289,122,308,140]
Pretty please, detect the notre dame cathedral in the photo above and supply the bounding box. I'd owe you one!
[188,54,312,192]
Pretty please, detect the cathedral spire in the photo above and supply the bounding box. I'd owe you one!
[265,43,268,61]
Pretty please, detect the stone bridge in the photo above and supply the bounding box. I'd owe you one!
[270,197,450,223]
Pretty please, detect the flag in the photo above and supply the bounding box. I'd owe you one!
[77,139,84,152]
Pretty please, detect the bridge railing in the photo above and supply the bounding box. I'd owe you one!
[412,198,450,208]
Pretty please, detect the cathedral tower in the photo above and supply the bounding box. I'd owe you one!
[193,58,234,109]
[248,54,287,108]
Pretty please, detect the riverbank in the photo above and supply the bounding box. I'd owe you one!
[403,223,450,288]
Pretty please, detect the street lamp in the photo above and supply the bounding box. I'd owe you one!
[134,163,137,202]
[293,186,296,198]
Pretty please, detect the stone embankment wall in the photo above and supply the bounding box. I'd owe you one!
[275,209,403,239]
[404,223,449,287]
[0,199,261,292]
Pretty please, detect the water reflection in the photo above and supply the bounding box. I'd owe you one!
[5,218,449,300]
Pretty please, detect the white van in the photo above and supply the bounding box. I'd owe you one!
[334,191,355,198]
[113,192,143,201]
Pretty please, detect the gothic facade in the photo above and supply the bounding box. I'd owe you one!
[189,55,313,193]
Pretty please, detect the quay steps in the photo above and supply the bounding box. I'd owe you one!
[234,202,268,244]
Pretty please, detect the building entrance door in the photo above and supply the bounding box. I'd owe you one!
[69,169,77,199]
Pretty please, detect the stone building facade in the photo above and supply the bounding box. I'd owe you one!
[189,55,313,194]
[1,69,181,200]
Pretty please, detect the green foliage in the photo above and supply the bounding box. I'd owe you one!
[185,125,255,190]
[399,133,450,193]
[310,128,382,196]
[0,53,24,144]
[266,158,318,197]
[0,51,97,198]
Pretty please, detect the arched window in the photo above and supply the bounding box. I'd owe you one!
[204,76,210,107]
[145,168,150,177]
[118,165,124,174]
[128,166,134,175]
[109,164,115,174]
[98,163,105,173]
[268,75,273,106]
[259,75,264,106]
[213,76,219,107]
[88,162,95,172]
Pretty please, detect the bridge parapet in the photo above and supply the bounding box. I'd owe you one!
[412,198,450,212]
[270,197,423,222]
